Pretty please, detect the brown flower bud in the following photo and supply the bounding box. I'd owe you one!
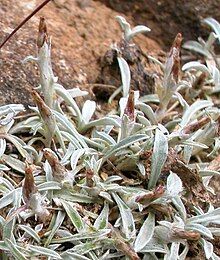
[44,149,70,183]
[172,228,201,241]
[169,33,182,83]
[31,90,52,122]
[37,17,48,49]
[31,90,56,146]
[135,185,165,204]
[86,169,94,187]
[23,163,38,205]
[124,90,135,121]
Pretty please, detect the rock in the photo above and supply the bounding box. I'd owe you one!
[99,0,220,48]
[0,0,160,106]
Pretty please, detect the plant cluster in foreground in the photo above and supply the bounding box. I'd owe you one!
[0,16,220,260]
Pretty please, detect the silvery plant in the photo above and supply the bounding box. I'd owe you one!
[0,15,220,260]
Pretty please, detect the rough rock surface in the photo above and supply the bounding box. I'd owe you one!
[0,0,160,106]
[99,0,220,47]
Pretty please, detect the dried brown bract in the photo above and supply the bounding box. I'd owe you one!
[124,90,135,121]
[44,149,72,185]
[37,17,48,49]
[182,116,211,135]
[168,33,182,83]
[22,163,38,205]
[172,228,201,241]
[86,169,94,187]
[23,163,50,222]
[136,185,165,204]
[31,90,56,146]
[110,225,140,260]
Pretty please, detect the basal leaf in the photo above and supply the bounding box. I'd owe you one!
[117,56,131,97]
[94,202,109,230]
[18,225,41,243]
[44,211,66,246]
[148,129,168,189]
[29,245,62,259]
[112,192,135,240]
[5,239,27,260]
[61,200,85,232]
[134,213,155,252]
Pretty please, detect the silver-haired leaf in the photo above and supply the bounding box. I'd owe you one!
[5,239,27,260]
[209,65,220,93]
[200,238,213,259]
[71,241,102,255]
[136,103,157,125]
[18,225,41,243]
[148,129,168,189]
[199,170,220,177]
[172,197,187,220]
[0,241,9,252]
[67,88,88,98]
[117,56,131,97]
[0,104,25,117]
[51,229,111,243]
[54,84,82,121]
[187,208,220,225]
[115,16,131,41]
[82,100,96,124]
[209,227,220,236]
[129,25,151,39]
[62,251,91,260]
[167,172,183,198]
[2,154,25,173]
[0,138,6,158]
[181,140,209,149]
[203,18,220,43]
[186,224,213,239]
[104,134,148,160]
[44,211,66,246]
[183,41,210,57]
[0,189,19,209]
[70,149,85,171]
[134,213,155,252]
[94,202,109,230]
[0,164,10,171]
[61,200,85,232]
[112,192,135,240]
[53,111,87,148]
[95,131,116,145]
[28,245,62,259]
[0,177,14,191]
[180,100,212,127]
[37,181,61,191]
[81,117,121,132]
[182,61,210,75]
[178,244,189,260]
[5,135,29,159]
[55,190,95,204]
[167,242,180,260]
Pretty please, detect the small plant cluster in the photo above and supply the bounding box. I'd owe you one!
[0,15,220,260]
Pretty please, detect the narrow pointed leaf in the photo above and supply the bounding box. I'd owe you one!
[94,202,109,230]
[44,211,66,246]
[117,56,131,97]
[61,200,85,232]
[134,213,155,252]
[180,100,212,127]
[148,129,168,189]
[29,245,62,259]
[5,239,27,260]
[18,225,41,243]
[112,193,135,240]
